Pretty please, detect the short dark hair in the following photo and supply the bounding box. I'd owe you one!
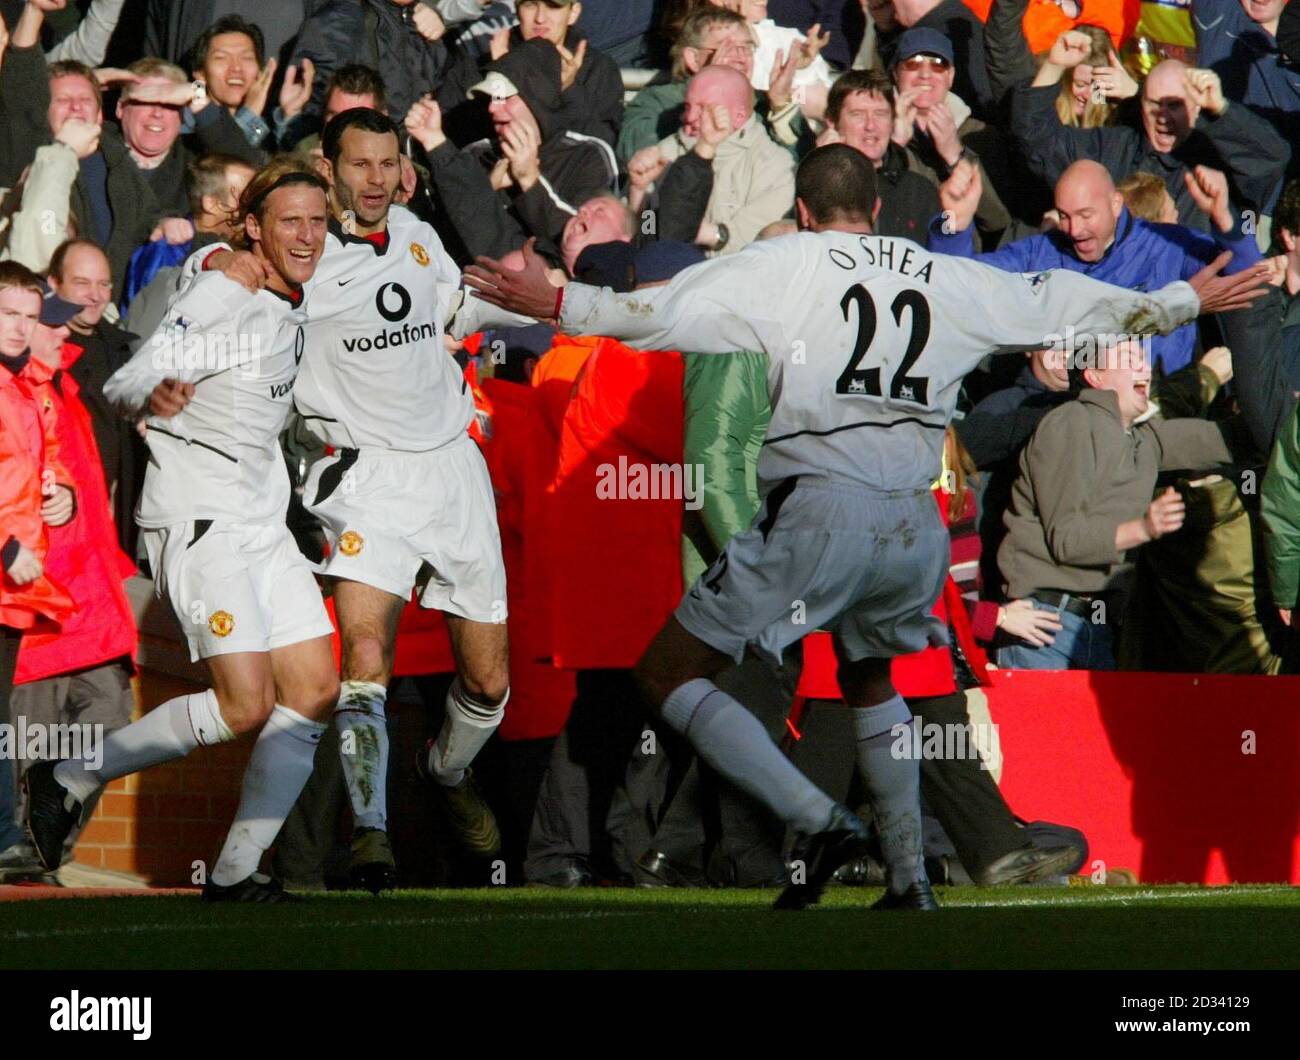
[326,64,388,113]
[827,69,894,124]
[190,15,266,72]
[321,107,400,162]
[186,153,255,217]
[48,238,107,282]
[1276,178,1300,242]
[796,144,879,226]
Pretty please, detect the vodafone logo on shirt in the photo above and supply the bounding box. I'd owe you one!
[341,282,436,353]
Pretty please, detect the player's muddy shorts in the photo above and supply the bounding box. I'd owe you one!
[304,433,507,623]
[144,520,333,662]
[675,478,949,666]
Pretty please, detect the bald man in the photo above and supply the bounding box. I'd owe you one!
[929,158,1263,373]
[649,65,796,256]
[1012,35,1289,232]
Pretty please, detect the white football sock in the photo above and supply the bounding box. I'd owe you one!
[334,680,389,831]
[426,681,506,787]
[210,705,326,887]
[53,689,232,804]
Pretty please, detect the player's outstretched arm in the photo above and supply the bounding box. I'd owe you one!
[959,252,1270,360]
[465,237,789,354]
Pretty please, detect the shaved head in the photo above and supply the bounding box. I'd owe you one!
[1141,60,1197,154]
[1054,160,1124,263]
[683,64,754,138]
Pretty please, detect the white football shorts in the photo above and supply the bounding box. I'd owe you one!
[144,520,333,662]
[304,433,508,623]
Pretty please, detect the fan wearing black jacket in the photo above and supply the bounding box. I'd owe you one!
[437,0,624,149]
[407,38,619,262]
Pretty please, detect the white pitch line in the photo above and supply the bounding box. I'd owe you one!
[1,909,645,943]
[946,887,1295,908]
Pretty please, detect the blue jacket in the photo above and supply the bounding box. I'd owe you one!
[927,207,1262,373]
[1195,0,1300,142]
[121,237,192,315]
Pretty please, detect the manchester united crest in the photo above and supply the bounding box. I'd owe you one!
[339,530,364,556]
[208,610,235,637]
[410,243,429,267]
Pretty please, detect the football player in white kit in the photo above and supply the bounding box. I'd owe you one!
[205,109,513,892]
[25,158,339,903]
[465,145,1269,910]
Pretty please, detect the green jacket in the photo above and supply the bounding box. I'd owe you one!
[1263,403,1300,607]
[680,351,770,585]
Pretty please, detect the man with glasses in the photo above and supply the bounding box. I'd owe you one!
[890,27,1013,248]
[890,0,994,120]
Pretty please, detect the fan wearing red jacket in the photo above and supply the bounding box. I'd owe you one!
[0,264,77,871]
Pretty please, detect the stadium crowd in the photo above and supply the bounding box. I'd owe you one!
[1,0,1299,893]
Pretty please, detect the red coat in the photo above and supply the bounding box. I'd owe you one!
[547,339,684,670]
[15,344,137,682]
[522,338,599,667]
[0,353,74,631]
[481,376,574,739]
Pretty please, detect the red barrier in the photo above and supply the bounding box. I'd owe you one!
[988,669,1300,884]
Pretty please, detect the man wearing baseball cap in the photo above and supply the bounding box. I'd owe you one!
[890,26,1015,247]
[408,37,618,260]
[437,0,624,149]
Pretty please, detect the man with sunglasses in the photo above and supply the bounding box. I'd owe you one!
[890,0,994,120]
[890,27,1013,248]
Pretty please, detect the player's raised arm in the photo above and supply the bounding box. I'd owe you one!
[954,249,1272,359]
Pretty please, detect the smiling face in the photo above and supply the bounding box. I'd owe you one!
[246,183,328,292]
[198,31,260,110]
[329,127,401,234]
[1141,62,1197,155]
[1070,65,1094,116]
[49,243,112,333]
[117,76,184,159]
[1085,338,1152,423]
[561,197,631,274]
[517,0,580,46]
[893,53,954,111]
[47,73,101,136]
[835,90,893,164]
[0,287,41,358]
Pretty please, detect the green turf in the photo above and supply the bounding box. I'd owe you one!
[3,885,1298,970]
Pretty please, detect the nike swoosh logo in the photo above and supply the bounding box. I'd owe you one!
[338,278,354,286]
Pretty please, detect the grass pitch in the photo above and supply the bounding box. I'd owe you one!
[3,885,1299,970]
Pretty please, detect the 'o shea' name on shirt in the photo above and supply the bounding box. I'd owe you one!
[827,236,933,285]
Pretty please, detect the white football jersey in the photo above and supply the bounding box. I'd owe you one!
[559,231,1200,493]
[104,266,308,528]
[293,205,473,452]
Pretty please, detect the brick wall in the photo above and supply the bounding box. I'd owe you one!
[74,668,256,885]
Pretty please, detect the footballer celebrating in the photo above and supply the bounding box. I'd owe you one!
[25,158,337,903]
[465,146,1269,911]
[208,109,512,892]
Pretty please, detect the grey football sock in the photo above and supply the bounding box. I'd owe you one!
[852,695,927,893]
[661,678,833,835]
